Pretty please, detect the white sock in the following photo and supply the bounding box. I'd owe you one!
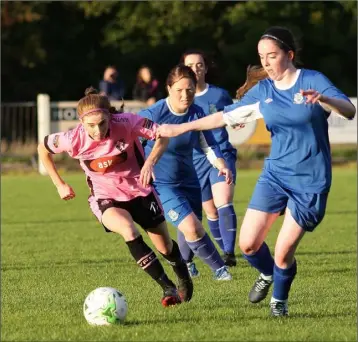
[270,297,287,304]
[260,273,273,281]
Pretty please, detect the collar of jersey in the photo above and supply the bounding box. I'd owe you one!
[273,69,301,91]
[166,98,189,116]
[195,83,209,97]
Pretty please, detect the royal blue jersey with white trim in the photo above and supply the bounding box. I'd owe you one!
[224,69,352,193]
[138,98,222,187]
[193,84,236,159]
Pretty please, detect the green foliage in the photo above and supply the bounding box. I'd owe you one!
[1,1,357,101]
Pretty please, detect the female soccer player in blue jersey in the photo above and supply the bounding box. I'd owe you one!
[138,64,233,281]
[157,27,356,316]
[178,50,238,270]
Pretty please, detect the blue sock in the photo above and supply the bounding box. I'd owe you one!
[273,260,297,301]
[242,242,274,275]
[218,203,237,254]
[207,217,225,252]
[186,233,225,271]
[177,230,194,263]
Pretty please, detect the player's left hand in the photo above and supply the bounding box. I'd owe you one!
[300,89,326,104]
[218,168,233,185]
[140,160,155,187]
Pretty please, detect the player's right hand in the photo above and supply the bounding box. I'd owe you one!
[56,183,76,201]
[231,123,246,131]
[156,124,182,138]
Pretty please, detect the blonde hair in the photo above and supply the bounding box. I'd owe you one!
[236,65,268,100]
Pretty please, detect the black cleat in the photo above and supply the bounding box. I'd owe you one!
[223,253,237,267]
[249,274,273,303]
[177,277,193,302]
[172,260,193,302]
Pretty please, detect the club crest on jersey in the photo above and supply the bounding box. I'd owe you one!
[293,93,304,104]
[53,135,60,148]
[209,104,217,114]
[168,209,179,222]
[115,139,126,152]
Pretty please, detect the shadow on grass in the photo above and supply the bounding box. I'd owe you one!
[3,218,93,225]
[2,258,133,271]
[325,210,357,215]
[295,250,356,256]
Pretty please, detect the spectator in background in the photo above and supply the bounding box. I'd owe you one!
[99,66,125,100]
[133,66,161,106]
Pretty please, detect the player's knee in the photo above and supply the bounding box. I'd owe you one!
[203,203,218,219]
[274,249,296,269]
[155,240,173,256]
[239,238,261,255]
[120,229,140,242]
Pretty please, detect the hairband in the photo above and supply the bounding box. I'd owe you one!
[261,34,293,51]
[79,108,109,119]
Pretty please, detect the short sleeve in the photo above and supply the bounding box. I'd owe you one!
[44,131,72,154]
[222,84,263,127]
[221,90,234,107]
[131,111,158,140]
[314,72,350,101]
[223,83,261,113]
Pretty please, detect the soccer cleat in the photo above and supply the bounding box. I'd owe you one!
[187,262,200,278]
[270,299,289,317]
[213,265,232,281]
[223,252,237,267]
[172,260,193,302]
[161,287,182,307]
[177,277,193,302]
[249,274,273,303]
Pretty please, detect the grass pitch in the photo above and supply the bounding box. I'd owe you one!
[1,168,356,341]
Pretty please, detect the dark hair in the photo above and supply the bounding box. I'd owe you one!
[180,49,220,83]
[166,64,197,89]
[261,26,300,64]
[180,49,210,68]
[236,26,301,99]
[78,86,123,117]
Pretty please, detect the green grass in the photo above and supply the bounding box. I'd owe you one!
[1,169,357,341]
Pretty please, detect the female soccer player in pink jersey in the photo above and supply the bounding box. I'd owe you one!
[37,87,193,307]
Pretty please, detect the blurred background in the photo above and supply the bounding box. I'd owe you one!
[1,1,357,172]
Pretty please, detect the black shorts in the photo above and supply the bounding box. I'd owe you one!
[97,191,165,232]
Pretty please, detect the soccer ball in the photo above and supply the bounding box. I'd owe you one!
[83,287,128,326]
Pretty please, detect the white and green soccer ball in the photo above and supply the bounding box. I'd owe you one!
[83,287,128,326]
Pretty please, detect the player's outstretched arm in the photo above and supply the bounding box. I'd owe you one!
[300,89,356,120]
[139,137,169,187]
[157,111,226,138]
[37,143,76,201]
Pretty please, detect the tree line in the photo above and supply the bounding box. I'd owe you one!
[1,1,357,102]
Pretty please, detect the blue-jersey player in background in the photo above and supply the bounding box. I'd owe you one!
[157,27,356,316]
[138,64,233,281]
[179,49,238,271]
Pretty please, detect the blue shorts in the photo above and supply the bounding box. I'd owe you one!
[249,174,328,232]
[195,151,237,202]
[154,185,202,227]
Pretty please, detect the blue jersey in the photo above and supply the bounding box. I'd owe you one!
[193,84,236,159]
[138,98,222,188]
[224,69,351,194]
